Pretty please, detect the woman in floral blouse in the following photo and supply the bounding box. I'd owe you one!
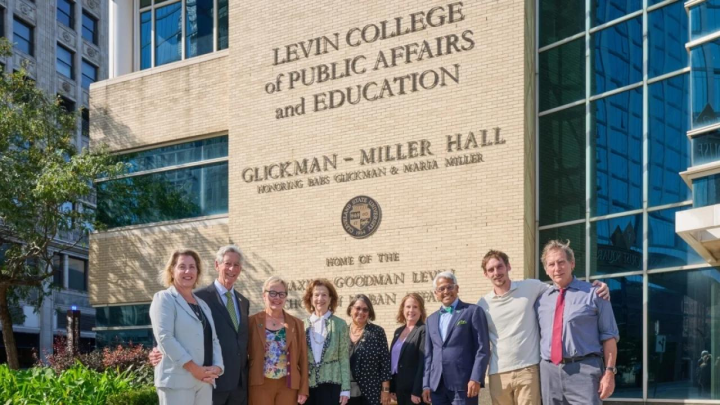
[248,276,309,405]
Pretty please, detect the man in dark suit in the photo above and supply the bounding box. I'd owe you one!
[422,271,490,405]
[151,245,250,405]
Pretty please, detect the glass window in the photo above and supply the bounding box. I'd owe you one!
[155,2,182,66]
[97,162,229,228]
[649,2,689,79]
[648,207,704,269]
[591,88,643,216]
[0,7,5,38]
[140,0,151,8]
[648,268,720,399]
[649,75,691,207]
[13,18,33,56]
[58,96,75,113]
[592,0,642,27]
[218,0,228,50]
[81,60,96,90]
[691,40,720,129]
[691,0,720,41]
[52,254,62,287]
[119,136,228,174]
[67,257,86,291]
[96,329,154,348]
[57,0,74,29]
[693,131,720,166]
[592,17,643,95]
[539,0,584,48]
[539,105,586,225]
[140,11,151,70]
[539,38,585,112]
[56,44,74,79]
[538,223,586,281]
[590,214,642,275]
[600,275,643,398]
[81,12,97,45]
[692,174,720,207]
[185,0,213,58]
[81,108,89,137]
[95,304,151,328]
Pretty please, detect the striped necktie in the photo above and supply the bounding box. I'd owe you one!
[225,291,239,331]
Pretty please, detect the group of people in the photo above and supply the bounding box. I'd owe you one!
[148,240,619,405]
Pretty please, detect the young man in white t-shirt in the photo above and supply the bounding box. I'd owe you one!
[477,250,608,405]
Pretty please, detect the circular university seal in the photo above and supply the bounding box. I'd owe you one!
[341,196,382,239]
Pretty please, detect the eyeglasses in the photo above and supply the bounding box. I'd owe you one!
[435,285,456,293]
[353,306,370,313]
[265,290,287,299]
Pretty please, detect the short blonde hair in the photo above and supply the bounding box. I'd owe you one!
[263,276,288,292]
[541,239,575,267]
[160,249,203,288]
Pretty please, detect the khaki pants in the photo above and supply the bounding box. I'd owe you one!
[488,364,540,405]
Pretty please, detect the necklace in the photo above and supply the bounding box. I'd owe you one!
[189,303,207,329]
[310,316,328,344]
[266,312,284,328]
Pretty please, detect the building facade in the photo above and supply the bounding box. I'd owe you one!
[0,0,108,366]
[91,0,718,402]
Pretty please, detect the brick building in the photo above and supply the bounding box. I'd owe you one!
[91,0,719,402]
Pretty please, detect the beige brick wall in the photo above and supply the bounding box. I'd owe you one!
[89,53,230,152]
[89,219,230,304]
[90,0,535,333]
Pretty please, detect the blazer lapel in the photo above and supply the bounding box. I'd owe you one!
[443,301,464,345]
[234,289,246,326]
[253,313,266,349]
[399,322,423,360]
[209,284,237,333]
[173,288,199,321]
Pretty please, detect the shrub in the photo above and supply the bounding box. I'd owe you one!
[43,337,151,378]
[106,385,158,405]
[0,363,143,404]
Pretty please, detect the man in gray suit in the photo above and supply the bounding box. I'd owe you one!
[151,245,250,405]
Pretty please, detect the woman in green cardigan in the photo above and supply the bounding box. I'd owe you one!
[302,278,351,405]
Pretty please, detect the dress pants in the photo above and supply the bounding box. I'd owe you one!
[213,385,247,405]
[306,383,342,405]
[539,357,603,405]
[157,380,212,405]
[430,378,478,405]
[248,377,297,405]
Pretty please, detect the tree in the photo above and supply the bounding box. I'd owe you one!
[0,39,125,369]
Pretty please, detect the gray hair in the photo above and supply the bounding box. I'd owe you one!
[432,271,457,289]
[541,239,575,267]
[263,275,288,292]
[215,245,244,265]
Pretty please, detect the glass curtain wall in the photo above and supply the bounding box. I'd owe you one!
[96,136,229,228]
[538,0,718,401]
[138,0,229,70]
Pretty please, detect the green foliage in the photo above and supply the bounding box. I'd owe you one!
[0,363,153,404]
[0,37,127,368]
[106,385,158,405]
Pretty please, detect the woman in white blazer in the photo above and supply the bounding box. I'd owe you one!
[150,248,224,405]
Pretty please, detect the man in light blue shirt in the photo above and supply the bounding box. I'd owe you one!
[536,240,619,405]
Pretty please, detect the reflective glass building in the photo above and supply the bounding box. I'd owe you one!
[540,0,720,400]
[93,0,720,403]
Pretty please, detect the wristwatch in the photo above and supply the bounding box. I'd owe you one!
[605,366,618,375]
[382,387,390,393]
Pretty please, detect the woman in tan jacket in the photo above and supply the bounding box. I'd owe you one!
[248,276,309,405]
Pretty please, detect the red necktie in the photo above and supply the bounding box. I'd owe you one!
[550,288,566,365]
